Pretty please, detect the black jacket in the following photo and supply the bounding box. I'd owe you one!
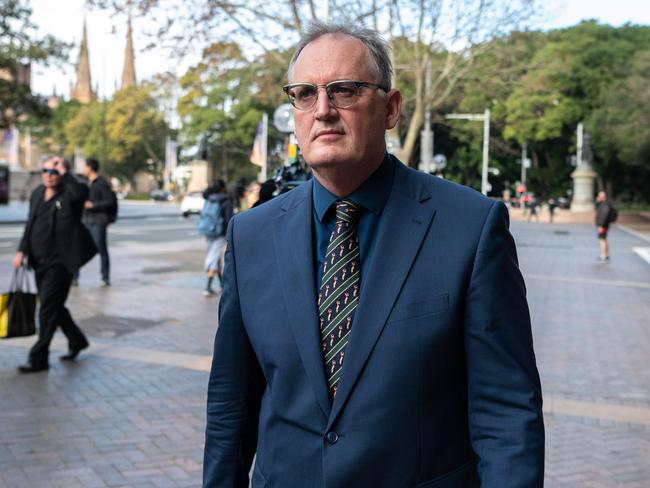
[83,175,115,225]
[596,200,614,227]
[19,173,97,274]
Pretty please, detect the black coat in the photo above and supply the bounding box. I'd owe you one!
[19,173,98,274]
[595,200,614,227]
[83,175,115,225]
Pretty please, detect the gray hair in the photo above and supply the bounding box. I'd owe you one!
[287,22,393,91]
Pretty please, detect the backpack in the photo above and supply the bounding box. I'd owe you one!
[107,189,118,224]
[197,198,224,238]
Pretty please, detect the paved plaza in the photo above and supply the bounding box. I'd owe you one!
[0,216,649,487]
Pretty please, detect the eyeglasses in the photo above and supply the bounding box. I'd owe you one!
[41,168,60,176]
[283,80,387,111]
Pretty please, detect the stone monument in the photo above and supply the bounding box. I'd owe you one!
[571,124,597,212]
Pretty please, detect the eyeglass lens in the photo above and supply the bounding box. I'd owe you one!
[290,81,359,110]
[42,169,60,175]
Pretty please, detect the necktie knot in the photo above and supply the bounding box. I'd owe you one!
[335,199,361,225]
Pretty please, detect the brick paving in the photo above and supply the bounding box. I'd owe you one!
[0,219,649,487]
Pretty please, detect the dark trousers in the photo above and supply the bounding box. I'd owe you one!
[87,223,110,282]
[28,261,89,367]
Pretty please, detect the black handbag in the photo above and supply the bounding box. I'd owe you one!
[0,266,37,339]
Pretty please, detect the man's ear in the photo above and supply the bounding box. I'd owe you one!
[384,89,402,130]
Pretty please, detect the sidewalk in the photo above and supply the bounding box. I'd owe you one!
[0,236,212,487]
[509,206,650,242]
[1,221,649,487]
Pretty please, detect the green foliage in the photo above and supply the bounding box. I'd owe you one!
[25,100,82,154]
[587,50,650,201]
[444,21,650,201]
[0,0,69,128]
[177,41,289,182]
[504,22,640,144]
[17,13,649,202]
[64,85,168,183]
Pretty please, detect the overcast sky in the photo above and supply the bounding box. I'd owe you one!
[28,0,650,99]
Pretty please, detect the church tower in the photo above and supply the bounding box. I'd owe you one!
[121,18,137,89]
[70,21,97,103]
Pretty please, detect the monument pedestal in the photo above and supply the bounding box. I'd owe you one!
[571,165,597,212]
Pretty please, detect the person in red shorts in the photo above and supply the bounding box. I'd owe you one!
[595,190,617,261]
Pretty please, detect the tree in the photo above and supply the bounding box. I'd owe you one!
[588,50,650,201]
[91,0,541,165]
[177,41,289,182]
[439,31,544,193]
[24,100,82,154]
[0,0,69,128]
[64,85,168,183]
[503,22,650,198]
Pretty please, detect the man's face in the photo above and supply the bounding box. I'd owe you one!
[290,34,401,176]
[82,163,91,178]
[41,160,61,189]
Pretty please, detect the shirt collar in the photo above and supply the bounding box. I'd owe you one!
[313,153,394,222]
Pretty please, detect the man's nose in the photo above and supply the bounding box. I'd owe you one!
[314,87,336,120]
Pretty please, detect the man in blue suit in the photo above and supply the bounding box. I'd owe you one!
[204,22,544,488]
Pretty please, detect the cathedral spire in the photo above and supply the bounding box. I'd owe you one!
[70,20,97,103]
[70,19,97,103]
[121,17,137,89]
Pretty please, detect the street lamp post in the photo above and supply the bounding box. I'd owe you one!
[445,109,491,195]
[521,141,527,187]
[420,59,434,173]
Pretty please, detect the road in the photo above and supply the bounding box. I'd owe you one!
[0,215,199,263]
[0,217,648,487]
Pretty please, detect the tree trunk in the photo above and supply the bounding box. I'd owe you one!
[398,65,425,166]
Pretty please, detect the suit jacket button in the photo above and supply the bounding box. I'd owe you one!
[325,431,339,444]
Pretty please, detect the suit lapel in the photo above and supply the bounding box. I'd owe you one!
[273,182,331,418]
[327,164,436,428]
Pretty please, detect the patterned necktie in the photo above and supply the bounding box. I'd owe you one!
[318,199,361,399]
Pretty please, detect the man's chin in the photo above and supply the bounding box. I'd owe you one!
[304,150,351,169]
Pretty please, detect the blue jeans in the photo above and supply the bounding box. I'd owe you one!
[86,223,110,282]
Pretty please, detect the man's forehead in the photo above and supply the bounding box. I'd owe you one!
[300,33,367,58]
[293,34,372,79]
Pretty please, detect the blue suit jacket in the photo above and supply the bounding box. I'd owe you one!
[204,158,544,487]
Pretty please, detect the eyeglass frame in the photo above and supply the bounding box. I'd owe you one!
[41,168,60,176]
[282,79,388,111]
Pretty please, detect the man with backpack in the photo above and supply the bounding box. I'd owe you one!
[595,190,617,262]
[81,158,118,286]
[198,180,233,296]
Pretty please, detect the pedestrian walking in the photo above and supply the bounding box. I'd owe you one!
[203,22,544,487]
[198,180,233,296]
[526,195,539,222]
[595,190,617,261]
[548,197,558,223]
[12,157,97,373]
[80,158,117,286]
